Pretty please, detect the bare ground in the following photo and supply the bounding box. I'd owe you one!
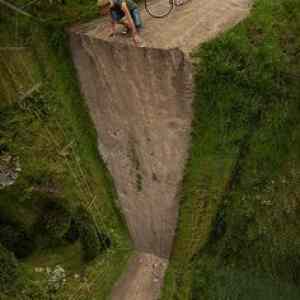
[69,1,252,299]
[110,252,168,300]
[72,0,251,54]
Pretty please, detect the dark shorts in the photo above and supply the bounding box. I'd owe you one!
[111,8,143,28]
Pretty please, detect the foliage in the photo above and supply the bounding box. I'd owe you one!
[79,222,101,262]
[64,219,80,243]
[0,243,19,294]
[39,199,71,240]
[0,223,35,259]
[1,2,131,298]
[75,206,107,262]
[18,280,49,300]
[162,0,300,299]
[192,267,300,300]
[13,0,99,25]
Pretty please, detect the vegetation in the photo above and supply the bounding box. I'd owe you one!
[2,0,300,299]
[0,223,34,259]
[64,219,80,243]
[192,268,300,300]
[76,206,108,261]
[0,244,19,294]
[9,0,99,25]
[162,0,300,299]
[0,1,131,299]
[39,198,71,240]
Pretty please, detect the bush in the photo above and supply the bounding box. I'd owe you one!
[40,199,71,239]
[0,224,35,259]
[0,243,18,294]
[97,230,111,249]
[19,280,49,300]
[0,225,19,254]
[64,219,80,243]
[75,206,109,262]
[79,222,101,261]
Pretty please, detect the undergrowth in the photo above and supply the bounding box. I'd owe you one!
[0,2,131,299]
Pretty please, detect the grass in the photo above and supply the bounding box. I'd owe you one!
[7,0,98,25]
[0,3,131,299]
[161,0,300,299]
[192,267,300,300]
[20,247,131,300]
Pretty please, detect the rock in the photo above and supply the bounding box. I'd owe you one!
[0,153,21,189]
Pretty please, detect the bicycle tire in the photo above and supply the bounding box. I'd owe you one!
[144,0,174,18]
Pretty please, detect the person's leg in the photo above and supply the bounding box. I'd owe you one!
[111,10,130,34]
[111,10,126,25]
[130,8,143,32]
[130,8,145,46]
[119,19,131,34]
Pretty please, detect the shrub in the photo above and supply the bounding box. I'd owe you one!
[75,206,109,262]
[97,230,111,249]
[40,199,71,239]
[0,225,19,253]
[0,224,35,259]
[64,219,80,243]
[0,243,18,294]
[19,280,49,300]
[79,222,101,262]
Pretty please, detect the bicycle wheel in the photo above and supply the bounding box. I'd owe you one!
[145,0,174,18]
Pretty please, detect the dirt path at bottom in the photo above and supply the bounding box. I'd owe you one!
[110,252,168,300]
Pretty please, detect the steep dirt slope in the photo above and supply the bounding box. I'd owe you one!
[69,38,193,258]
[69,0,252,299]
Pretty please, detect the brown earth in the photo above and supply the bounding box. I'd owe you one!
[69,38,193,258]
[69,1,252,299]
[110,252,168,300]
[72,0,251,53]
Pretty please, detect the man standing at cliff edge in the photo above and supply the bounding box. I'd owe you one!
[98,0,143,46]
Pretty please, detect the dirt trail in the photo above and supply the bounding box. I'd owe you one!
[110,252,168,300]
[69,1,252,299]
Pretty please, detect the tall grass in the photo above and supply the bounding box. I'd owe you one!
[161,0,300,299]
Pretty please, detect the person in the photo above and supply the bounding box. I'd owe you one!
[106,0,143,46]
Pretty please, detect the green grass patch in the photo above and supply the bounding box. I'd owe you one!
[161,0,300,299]
[1,5,131,299]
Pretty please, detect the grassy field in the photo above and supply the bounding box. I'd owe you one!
[161,0,300,299]
[0,2,131,299]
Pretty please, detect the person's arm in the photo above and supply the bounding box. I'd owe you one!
[110,19,117,36]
